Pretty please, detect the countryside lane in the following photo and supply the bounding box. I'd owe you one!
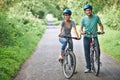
[14,21,120,80]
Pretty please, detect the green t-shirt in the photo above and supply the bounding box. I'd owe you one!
[81,14,101,37]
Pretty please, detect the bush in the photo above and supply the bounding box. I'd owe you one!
[99,27,120,61]
[38,10,45,19]
[0,9,46,80]
[0,10,17,46]
[99,4,120,31]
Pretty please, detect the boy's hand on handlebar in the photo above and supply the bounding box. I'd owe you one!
[100,31,105,34]
[98,31,105,34]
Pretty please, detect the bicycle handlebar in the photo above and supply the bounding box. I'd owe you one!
[59,35,80,40]
[84,32,105,35]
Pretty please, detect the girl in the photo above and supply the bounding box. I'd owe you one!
[59,9,80,62]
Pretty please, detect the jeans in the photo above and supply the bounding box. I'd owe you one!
[83,36,100,69]
[59,38,73,52]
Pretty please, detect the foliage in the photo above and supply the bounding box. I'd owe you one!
[99,4,120,30]
[0,0,22,10]
[0,25,45,80]
[0,1,46,80]
[0,0,62,19]
[0,11,45,79]
[99,27,120,61]
[0,10,17,46]
[0,0,120,79]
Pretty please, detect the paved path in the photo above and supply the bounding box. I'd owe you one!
[14,21,120,80]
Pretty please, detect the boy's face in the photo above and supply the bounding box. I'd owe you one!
[63,14,70,20]
[85,9,92,16]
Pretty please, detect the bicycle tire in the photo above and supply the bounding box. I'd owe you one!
[90,47,100,76]
[62,50,76,79]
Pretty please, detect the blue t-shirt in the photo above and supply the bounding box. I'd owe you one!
[81,14,101,37]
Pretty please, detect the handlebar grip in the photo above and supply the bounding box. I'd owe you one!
[97,32,105,34]
[84,32,105,35]
[97,32,101,34]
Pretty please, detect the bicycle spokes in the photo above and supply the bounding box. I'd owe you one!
[90,48,100,76]
[62,51,76,79]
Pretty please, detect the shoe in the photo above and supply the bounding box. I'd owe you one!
[84,69,91,73]
[58,58,63,65]
[58,58,63,62]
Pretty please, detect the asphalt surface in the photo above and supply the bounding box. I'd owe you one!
[14,21,120,80]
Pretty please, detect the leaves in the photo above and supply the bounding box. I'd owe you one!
[0,0,120,79]
[0,1,46,79]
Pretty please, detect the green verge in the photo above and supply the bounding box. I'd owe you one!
[99,26,120,61]
[0,22,46,80]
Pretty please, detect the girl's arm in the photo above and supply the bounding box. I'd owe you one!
[73,26,81,39]
[80,26,85,35]
[59,26,63,36]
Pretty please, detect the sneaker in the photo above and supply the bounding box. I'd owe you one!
[84,69,91,73]
[58,58,63,66]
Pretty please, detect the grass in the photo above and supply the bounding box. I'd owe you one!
[0,24,46,80]
[99,26,120,61]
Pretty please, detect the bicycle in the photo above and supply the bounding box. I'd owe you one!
[59,35,80,79]
[84,32,104,76]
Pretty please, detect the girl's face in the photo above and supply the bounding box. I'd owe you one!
[63,14,70,21]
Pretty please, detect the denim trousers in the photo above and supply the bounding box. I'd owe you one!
[83,36,100,69]
[59,38,73,52]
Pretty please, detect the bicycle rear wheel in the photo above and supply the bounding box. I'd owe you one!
[90,47,100,76]
[62,50,76,79]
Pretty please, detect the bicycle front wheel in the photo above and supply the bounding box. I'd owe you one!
[91,47,100,76]
[62,51,76,79]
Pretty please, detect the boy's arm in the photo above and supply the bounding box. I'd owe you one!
[99,23,104,33]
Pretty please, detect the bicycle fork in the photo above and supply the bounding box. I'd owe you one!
[90,37,95,70]
[64,49,73,68]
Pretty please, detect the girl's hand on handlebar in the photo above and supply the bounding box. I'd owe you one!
[58,33,63,37]
[76,35,81,40]
[75,37,80,40]
[80,31,86,35]
[77,37,81,40]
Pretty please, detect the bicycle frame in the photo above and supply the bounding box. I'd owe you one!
[59,35,79,79]
[86,32,103,76]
